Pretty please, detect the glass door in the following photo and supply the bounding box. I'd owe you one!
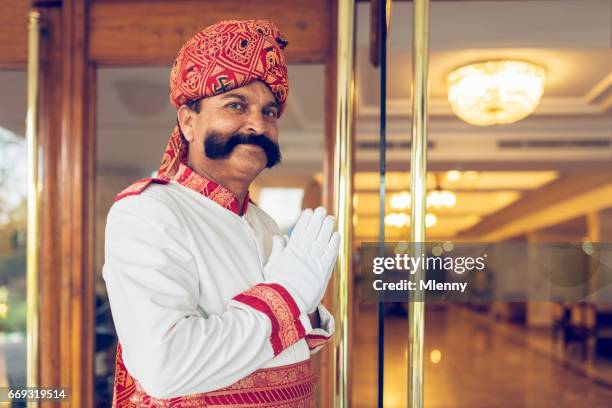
[351,0,612,407]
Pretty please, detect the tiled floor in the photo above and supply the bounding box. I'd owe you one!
[352,304,612,408]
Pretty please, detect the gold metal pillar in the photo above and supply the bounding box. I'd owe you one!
[26,10,41,393]
[408,0,430,407]
[332,0,355,406]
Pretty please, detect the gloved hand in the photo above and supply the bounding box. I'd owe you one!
[264,207,340,314]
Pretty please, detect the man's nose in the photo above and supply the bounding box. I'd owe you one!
[244,109,266,135]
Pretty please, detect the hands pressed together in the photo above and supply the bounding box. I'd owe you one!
[263,207,341,314]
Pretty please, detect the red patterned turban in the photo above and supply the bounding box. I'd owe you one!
[159,20,289,179]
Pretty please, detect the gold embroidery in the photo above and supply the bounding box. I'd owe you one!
[131,360,316,407]
[243,285,300,348]
[172,163,248,215]
[117,180,149,197]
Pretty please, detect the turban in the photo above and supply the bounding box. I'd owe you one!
[159,20,289,179]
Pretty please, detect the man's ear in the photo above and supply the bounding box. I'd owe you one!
[177,105,196,142]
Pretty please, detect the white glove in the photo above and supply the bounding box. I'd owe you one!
[267,233,333,314]
[264,207,340,314]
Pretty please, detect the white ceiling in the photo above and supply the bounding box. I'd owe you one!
[354,0,612,173]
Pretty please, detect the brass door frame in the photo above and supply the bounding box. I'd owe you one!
[26,10,41,395]
[332,0,356,406]
[408,1,430,408]
[330,0,431,407]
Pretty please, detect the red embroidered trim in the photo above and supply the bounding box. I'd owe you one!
[114,165,251,215]
[114,178,169,203]
[305,333,332,350]
[233,283,305,355]
[132,360,316,407]
[113,345,317,407]
[173,163,250,215]
[112,343,137,407]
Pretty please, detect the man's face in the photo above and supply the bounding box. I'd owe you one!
[178,80,281,180]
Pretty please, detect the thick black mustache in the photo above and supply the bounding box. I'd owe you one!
[204,132,282,168]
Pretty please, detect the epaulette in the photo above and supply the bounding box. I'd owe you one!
[114,177,169,202]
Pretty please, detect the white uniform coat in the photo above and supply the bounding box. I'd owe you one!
[103,169,334,399]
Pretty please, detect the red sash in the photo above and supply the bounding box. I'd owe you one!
[112,343,317,407]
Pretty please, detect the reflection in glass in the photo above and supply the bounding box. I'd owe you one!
[351,1,612,406]
[0,70,28,397]
[94,67,175,406]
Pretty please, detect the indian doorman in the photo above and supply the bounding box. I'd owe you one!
[103,20,340,407]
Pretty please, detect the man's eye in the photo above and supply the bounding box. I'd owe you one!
[264,109,278,118]
[227,102,244,110]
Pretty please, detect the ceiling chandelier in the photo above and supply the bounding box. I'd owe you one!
[447,60,546,126]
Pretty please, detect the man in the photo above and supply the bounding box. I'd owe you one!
[103,20,340,407]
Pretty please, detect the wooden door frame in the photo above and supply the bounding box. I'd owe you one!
[57,1,95,406]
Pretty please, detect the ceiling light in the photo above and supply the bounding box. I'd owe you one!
[390,190,456,209]
[448,60,546,126]
[445,170,461,182]
[430,349,442,364]
[426,213,438,228]
[384,212,438,229]
[427,190,456,208]
[390,191,411,210]
[385,212,409,228]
